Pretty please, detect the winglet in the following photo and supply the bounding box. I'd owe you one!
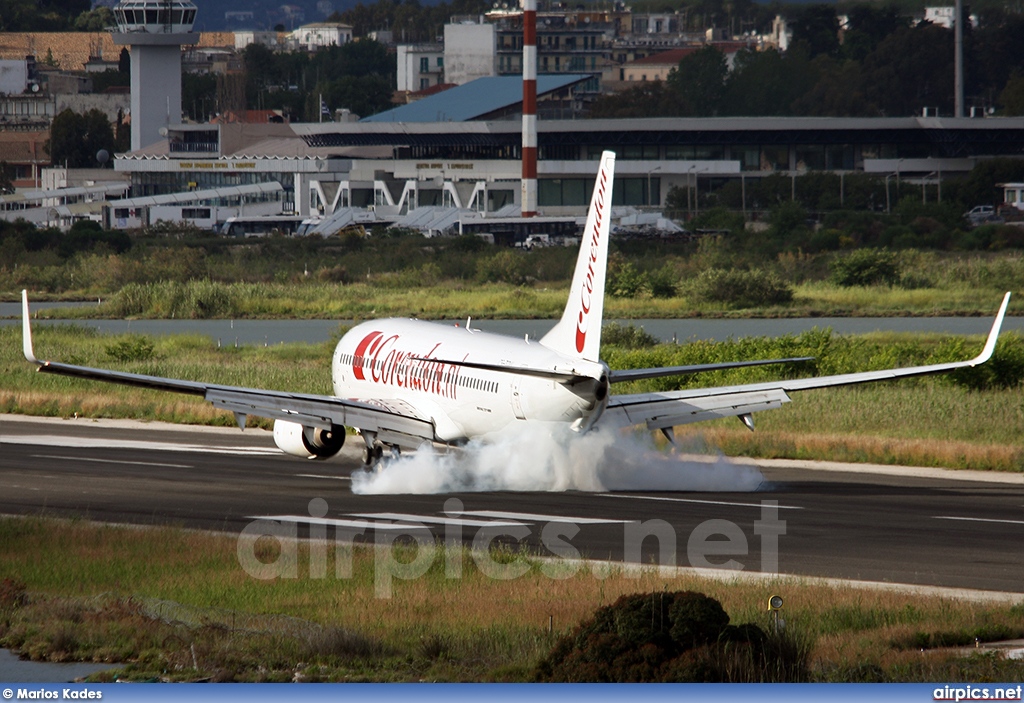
[21,289,38,364]
[972,291,1011,366]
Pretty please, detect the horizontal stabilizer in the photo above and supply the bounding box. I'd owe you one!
[608,356,813,384]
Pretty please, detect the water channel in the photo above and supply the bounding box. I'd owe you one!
[2,302,1019,346]
[0,649,121,683]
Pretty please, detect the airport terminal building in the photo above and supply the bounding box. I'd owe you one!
[106,106,1024,234]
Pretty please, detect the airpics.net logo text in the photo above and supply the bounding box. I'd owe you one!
[235,497,787,599]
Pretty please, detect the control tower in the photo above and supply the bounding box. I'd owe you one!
[112,0,199,151]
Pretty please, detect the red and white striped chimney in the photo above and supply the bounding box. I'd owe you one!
[521,0,537,217]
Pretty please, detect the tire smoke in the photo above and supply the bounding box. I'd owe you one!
[350,422,763,495]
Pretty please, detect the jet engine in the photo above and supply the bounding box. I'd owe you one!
[273,420,345,460]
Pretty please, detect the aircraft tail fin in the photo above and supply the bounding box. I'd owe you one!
[539,150,615,362]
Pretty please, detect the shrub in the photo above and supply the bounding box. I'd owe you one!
[829,248,901,287]
[105,335,156,363]
[688,268,793,308]
[534,591,808,682]
[477,250,529,284]
[305,626,385,660]
[648,265,680,298]
[941,334,1024,390]
[0,578,27,612]
[608,260,650,298]
[108,282,152,317]
[602,322,659,348]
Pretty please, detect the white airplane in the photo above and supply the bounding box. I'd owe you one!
[21,151,1011,468]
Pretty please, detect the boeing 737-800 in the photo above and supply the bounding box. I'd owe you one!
[21,151,1011,467]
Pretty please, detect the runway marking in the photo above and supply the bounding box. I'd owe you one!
[297,474,352,481]
[934,516,1024,526]
[600,494,804,510]
[350,512,527,528]
[31,454,192,469]
[247,515,430,531]
[6,435,280,456]
[462,510,631,524]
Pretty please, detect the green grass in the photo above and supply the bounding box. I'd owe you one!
[2,517,1024,681]
[3,324,1023,469]
[10,279,1019,320]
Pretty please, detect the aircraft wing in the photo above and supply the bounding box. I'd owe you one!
[607,356,813,383]
[603,292,1012,433]
[20,292,437,448]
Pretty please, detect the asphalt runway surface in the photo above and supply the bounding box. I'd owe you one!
[3,415,1023,596]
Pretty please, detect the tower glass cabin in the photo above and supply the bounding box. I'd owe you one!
[113,0,197,33]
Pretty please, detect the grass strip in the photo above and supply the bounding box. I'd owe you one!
[1,517,1024,682]
[2,324,1022,471]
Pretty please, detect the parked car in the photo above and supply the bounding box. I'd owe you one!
[964,205,998,226]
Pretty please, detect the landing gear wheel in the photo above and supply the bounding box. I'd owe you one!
[361,442,384,469]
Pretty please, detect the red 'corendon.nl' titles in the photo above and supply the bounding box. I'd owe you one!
[351,330,464,399]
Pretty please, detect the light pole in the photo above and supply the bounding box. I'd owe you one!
[647,165,661,208]
[688,165,700,218]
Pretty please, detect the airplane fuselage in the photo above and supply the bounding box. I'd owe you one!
[332,319,606,442]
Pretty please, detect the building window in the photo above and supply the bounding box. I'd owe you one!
[420,78,429,90]
[420,57,429,72]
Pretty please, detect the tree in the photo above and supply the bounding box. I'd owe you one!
[184,72,218,122]
[1000,73,1024,116]
[723,47,818,115]
[47,109,115,168]
[973,14,1024,108]
[841,4,908,62]
[859,23,954,116]
[794,57,874,117]
[588,81,686,118]
[789,4,840,59]
[667,45,728,116]
[0,0,88,30]
[0,161,14,194]
[314,74,394,119]
[73,6,113,30]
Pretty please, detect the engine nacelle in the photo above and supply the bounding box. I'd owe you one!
[273,420,345,460]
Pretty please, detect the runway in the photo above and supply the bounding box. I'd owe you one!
[3,414,1024,596]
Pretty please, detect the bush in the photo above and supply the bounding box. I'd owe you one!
[647,265,680,298]
[608,260,650,298]
[602,322,659,349]
[108,282,153,317]
[688,268,793,308]
[941,334,1024,390]
[0,578,27,612]
[477,250,529,284]
[105,335,156,363]
[534,591,809,682]
[829,248,901,287]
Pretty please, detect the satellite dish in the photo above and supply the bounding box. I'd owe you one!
[96,149,110,165]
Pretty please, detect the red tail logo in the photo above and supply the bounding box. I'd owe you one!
[575,166,608,353]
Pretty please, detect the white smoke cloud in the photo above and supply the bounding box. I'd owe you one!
[350,422,763,495]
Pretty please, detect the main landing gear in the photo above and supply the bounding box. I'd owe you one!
[359,433,400,470]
